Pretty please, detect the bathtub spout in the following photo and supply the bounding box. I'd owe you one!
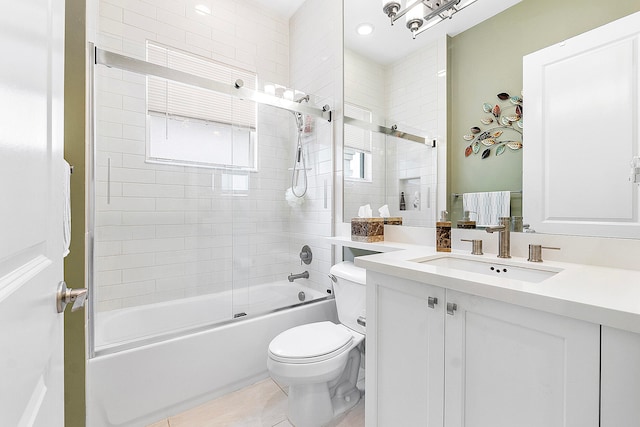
[288,271,309,282]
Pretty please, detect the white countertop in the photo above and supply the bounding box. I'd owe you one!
[326,236,415,252]
[353,244,640,334]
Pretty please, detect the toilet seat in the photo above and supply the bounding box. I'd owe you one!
[268,321,354,364]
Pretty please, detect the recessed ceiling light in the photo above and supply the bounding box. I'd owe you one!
[356,23,374,36]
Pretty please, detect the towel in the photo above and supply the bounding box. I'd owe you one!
[462,191,510,227]
[63,160,71,257]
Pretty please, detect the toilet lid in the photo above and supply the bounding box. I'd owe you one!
[269,321,353,361]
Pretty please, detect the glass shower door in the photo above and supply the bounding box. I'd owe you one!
[90,46,334,356]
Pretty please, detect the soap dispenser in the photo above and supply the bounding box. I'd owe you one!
[457,210,476,229]
[436,210,451,252]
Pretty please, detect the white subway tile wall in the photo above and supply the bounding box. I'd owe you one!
[288,0,342,296]
[386,43,440,227]
[94,0,340,312]
[344,43,440,227]
[344,50,387,220]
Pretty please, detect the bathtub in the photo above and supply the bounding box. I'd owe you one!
[87,281,338,427]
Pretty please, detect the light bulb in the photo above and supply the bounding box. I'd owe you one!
[264,84,275,96]
[405,1,424,37]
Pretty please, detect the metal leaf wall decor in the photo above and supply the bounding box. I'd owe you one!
[462,91,524,160]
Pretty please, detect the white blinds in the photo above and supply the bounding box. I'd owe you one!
[344,103,372,151]
[147,42,257,129]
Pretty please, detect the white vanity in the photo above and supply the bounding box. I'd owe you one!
[354,245,640,427]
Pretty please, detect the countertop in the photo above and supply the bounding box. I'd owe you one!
[353,244,640,334]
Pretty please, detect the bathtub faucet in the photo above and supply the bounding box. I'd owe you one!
[288,271,309,282]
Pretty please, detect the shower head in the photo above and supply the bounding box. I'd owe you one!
[295,94,310,103]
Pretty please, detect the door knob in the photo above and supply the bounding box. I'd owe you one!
[56,281,88,313]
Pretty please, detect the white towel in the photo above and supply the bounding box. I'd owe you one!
[63,160,71,257]
[462,191,510,227]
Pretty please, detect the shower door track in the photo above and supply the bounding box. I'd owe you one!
[344,115,430,145]
[93,44,333,122]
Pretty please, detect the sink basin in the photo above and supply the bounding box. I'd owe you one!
[415,256,560,283]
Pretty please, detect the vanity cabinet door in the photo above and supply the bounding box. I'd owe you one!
[366,272,445,427]
[601,326,640,427]
[444,290,600,427]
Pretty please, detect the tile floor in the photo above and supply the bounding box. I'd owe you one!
[147,378,365,427]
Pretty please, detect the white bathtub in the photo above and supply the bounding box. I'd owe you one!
[87,282,338,427]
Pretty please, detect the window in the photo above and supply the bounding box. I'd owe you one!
[146,42,258,170]
[344,103,373,181]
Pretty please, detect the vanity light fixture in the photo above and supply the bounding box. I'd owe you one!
[381,0,479,38]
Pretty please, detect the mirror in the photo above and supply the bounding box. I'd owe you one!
[343,0,521,228]
[343,0,446,227]
[344,0,640,235]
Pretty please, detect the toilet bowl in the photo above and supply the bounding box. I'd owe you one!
[267,262,366,427]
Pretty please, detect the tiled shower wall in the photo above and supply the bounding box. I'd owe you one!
[343,49,386,220]
[92,0,334,311]
[288,0,342,294]
[343,42,441,227]
[385,41,440,228]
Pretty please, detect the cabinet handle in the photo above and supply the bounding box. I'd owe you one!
[428,296,438,309]
[446,302,458,316]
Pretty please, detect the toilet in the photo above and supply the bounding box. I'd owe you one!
[267,261,366,427]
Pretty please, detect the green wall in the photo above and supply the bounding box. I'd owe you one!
[447,0,640,223]
[64,0,86,425]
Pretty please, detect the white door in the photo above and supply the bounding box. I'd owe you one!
[444,290,600,427]
[0,0,66,426]
[523,11,640,238]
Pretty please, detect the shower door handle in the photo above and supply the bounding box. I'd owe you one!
[56,281,88,313]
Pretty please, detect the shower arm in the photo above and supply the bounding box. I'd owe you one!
[94,45,332,123]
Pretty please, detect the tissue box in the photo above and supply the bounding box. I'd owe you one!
[351,217,402,242]
[351,218,384,242]
[383,217,403,226]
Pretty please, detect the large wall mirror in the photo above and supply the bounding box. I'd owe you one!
[343,0,519,228]
[345,0,640,236]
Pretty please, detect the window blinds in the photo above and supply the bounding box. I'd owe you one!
[344,103,373,151]
[147,42,257,129]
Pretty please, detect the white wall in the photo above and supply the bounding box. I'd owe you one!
[343,41,443,228]
[92,0,337,311]
[343,49,386,220]
[385,41,441,228]
[288,0,343,294]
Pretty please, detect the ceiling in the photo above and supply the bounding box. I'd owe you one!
[344,0,521,64]
[248,0,305,19]
[250,0,522,65]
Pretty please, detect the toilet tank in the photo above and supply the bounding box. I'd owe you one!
[330,261,366,335]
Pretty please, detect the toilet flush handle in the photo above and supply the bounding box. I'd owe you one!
[357,316,366,327]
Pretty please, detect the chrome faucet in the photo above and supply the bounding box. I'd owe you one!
[288,271,309,282]
[485,217,511,258]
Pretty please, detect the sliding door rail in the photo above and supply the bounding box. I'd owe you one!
[344,115,428,145]
[94,46,332,122]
